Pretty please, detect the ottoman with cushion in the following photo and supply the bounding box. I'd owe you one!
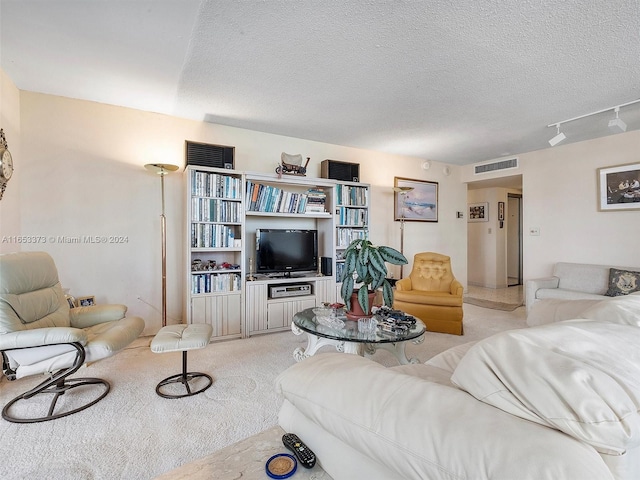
[151,324,213,398]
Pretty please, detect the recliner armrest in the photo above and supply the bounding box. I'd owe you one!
[70,304,127,329]
[0,327,87,350]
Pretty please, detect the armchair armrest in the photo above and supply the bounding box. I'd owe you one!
[70,304,127,329]
[451,279,463,297]
[525,276,560,313]
[0,327,87,351]
[395,278,412,291]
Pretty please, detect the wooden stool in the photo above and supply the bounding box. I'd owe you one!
[150,324,213,399]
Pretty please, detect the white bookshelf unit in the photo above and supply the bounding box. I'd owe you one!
[334,181,370,297]
[185,166,244,340]
[184,167,366,339]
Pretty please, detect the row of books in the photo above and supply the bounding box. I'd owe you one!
[191,171,365,208]
[191,197,242,223]
[245,181,328,214]
[305,188,327,213]
[191,273,241,294]
[336,227,367,248]
[336,206,368,226]
[191,224,237,248]
[191,170,242,199]
[336,184,368,206]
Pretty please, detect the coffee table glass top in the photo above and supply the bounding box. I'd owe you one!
[292,307,426,344]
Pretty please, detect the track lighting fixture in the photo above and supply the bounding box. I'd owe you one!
[608,107,627,133]
[547,98,639,147]
[548,125,566,146]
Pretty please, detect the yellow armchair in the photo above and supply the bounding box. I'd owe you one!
[393,252,464,335]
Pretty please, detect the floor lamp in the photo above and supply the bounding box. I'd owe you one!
[145,163,179,327]
[393,186,414,278]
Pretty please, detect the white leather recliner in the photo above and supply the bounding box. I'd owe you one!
[0,251,145,423]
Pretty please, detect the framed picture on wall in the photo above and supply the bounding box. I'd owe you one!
[468,202,489,222]
[393,177,438,222]
[598,162,640,211]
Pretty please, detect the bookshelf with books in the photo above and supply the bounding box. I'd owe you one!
[334,181,370,288]
[186,166,244,340]
[243,172,337,335]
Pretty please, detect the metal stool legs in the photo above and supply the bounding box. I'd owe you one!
[155,350,212,399]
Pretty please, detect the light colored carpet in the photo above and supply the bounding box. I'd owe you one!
[0,304,526,480]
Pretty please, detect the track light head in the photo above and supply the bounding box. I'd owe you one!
[548,125,566,146]
[608,117,627,132]
[608,108,627,132]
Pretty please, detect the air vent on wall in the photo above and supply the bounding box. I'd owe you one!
[474,158,518,175]
[185,141,235,169]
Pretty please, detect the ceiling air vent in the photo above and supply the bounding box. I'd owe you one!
[474,158,518,175]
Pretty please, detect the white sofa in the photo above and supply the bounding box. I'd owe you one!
[525,262,640,314]
[275,294,640,480]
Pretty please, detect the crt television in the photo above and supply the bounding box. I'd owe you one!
[256,229,318,276]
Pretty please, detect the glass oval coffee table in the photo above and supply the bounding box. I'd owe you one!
[291,307,426,365]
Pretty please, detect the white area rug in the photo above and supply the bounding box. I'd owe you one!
[0,304,526,480]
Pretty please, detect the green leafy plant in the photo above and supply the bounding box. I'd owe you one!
[340,238,407,314]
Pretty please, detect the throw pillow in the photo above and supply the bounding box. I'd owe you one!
[605,268,640,297]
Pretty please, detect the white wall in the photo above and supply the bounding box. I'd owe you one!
[10,89,467,334]
[462,130,640,283]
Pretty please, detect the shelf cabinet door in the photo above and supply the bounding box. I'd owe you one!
[246,283,268,332]
[191,294,241,338]
[267,298,315,329]
[314,278,337,305]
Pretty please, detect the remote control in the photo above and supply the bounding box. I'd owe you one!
[282,433,316,469]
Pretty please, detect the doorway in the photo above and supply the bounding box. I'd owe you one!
[466,174,523,292]
[507,194,523,286]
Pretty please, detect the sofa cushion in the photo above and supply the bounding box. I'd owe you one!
[392,289,462,307]
[535,288,605,301]
[553,262,612,295]
[451,320,640,455]
[605,268,640,297]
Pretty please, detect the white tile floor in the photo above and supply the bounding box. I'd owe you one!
[467,284,524,304]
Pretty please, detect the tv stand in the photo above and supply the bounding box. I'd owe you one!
[245,276,336,334]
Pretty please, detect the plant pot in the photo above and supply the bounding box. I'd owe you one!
[345,291,377,320]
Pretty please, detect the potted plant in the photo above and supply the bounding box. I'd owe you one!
[339,238,408,319]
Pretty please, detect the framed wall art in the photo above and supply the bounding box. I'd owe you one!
[393,177,438,222]
[468,202,489,222]
[598,162,640,211]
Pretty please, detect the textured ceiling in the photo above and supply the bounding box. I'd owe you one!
[2,0,639,165]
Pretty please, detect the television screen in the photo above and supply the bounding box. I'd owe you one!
[256,229,318,275]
